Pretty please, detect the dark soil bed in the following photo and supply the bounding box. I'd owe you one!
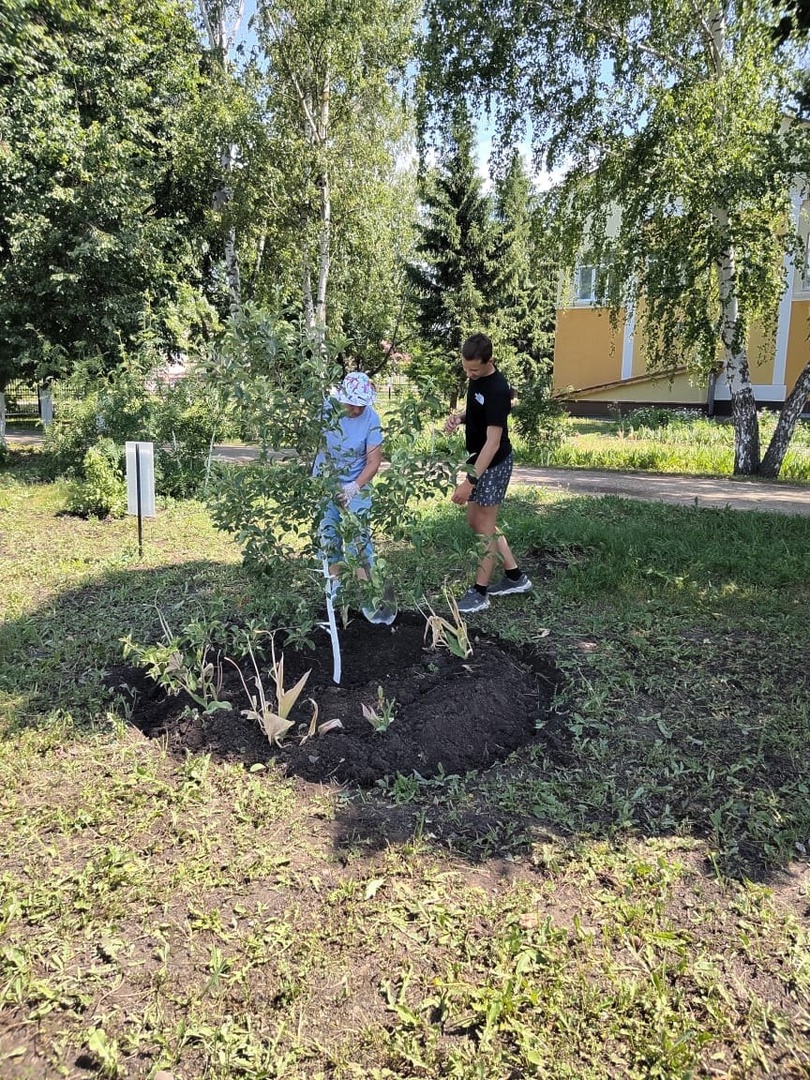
[117,611,562,787]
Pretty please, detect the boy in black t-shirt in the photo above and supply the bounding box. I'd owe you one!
[444,333,532,614]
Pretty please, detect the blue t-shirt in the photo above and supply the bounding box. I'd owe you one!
[313,399,383,484]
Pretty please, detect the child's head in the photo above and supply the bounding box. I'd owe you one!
[461,333,494,379]
[336,371,376,415]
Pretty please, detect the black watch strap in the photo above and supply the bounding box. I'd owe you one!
[467,472,478,486]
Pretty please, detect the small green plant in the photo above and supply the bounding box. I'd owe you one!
[121,609,232,714]
[229,636,313,747]
[65,439,127,519]
[421,590,472,659]
[362,684,397,732]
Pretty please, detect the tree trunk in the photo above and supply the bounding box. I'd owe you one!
[0,392,6,442]
[303,256,314,331]
[714,208,761,474]
[760,360,810,477]
[199,2,243,313]
[313,68,331,350]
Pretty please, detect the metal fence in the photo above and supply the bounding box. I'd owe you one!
[3,381,40,419]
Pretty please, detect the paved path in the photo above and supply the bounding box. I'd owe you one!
[7,432,810,516]
[207,444,810,517]
[510,465,810,516]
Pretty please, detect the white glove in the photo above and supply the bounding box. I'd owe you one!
[339,480,360,506]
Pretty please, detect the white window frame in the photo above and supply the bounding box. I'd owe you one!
[575,265,597,304]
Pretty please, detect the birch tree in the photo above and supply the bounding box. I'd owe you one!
[197,0,246,311]
[254,0,416,346]
[421,0,810,476]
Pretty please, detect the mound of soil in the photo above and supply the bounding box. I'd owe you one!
[118,611,562,787]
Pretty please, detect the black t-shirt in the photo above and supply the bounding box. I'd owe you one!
[465,369,512,467]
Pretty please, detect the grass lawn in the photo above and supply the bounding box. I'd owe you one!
[542,415,810,483]
[1,452,809,1079]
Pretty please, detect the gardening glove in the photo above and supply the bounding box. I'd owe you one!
[339,480,360,506]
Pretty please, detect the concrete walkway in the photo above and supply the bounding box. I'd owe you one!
[510,465,810,517]
[6,432,810,516]
[207,444,810,517]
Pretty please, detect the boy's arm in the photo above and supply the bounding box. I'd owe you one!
[469,427,502,477]
[451,426,502,504]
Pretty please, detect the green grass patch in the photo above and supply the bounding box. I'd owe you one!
[1,464,809,1078]
[541,415,810,482]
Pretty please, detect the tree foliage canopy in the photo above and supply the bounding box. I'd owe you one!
[0,0,219,384]
[420,1,810,475]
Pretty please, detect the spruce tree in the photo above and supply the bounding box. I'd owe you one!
[406,108,496,403]
[489,152,556,392]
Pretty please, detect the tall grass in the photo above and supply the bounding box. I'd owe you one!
[541,413,810,481]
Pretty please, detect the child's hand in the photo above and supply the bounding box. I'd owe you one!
[339,481,360,506]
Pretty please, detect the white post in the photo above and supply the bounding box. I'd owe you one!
[39,387,53,426]
[772,189,803,397]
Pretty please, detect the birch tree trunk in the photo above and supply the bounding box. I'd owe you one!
[715,227,761,474]
[0,392,6,442]
[199,1,243,313]
[303,255,315,331]
[706,8,759,475]
[219,144,242,312]
[313,67,330,349]
[760,359,810,477]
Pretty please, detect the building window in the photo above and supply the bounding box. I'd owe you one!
[575,265,596,303]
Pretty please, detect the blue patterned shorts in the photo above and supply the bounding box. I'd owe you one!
[470,453,513,507]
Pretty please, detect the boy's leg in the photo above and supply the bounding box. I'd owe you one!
[466,502,502,587]
[458,454,531,610]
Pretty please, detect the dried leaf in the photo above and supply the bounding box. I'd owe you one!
[318,718,344,735]
[277,667,311,718]
[256,710,295,747]
[364,877,386,900]
[362,703,380,724]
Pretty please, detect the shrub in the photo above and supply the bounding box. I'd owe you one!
[511,380,566,455]
[65,439,127,518]
[41,352,231,496]
[206,306,456,628]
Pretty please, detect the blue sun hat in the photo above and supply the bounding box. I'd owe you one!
[336,371,376,406]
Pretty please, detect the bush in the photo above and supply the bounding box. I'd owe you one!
[511,381,566,456]
[65,439,127,518]
[41,352,231,497]
[207,307,456,627]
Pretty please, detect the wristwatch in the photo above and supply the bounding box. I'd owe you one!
[466,472,478,486]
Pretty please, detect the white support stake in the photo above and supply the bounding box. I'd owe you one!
[126,441,156,557]
[322,558,342,684]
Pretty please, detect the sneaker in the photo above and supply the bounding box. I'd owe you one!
[456,586,490,614]
[488,572,533,597]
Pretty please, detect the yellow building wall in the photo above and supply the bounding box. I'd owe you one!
[627,311,776,382]
[553,307,625,392]
[574,372,706,404]
[747,319,777,384]
[785,301,810,393]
